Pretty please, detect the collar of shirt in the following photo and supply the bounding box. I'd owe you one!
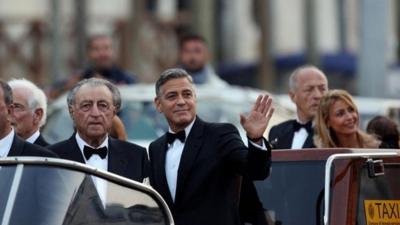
[0,129,15,158]
[75,133,109,161]
[167,118,195,147]
[291,128,309,149]
[26,130,40,144]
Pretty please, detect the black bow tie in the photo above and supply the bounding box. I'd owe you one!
[166,130,186,145]
[293,121,313,133]
[83,145,108,160]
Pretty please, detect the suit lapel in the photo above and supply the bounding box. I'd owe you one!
[34,135,49,147]
[174,118,204,204]
[68,135,86,163]
[303,130,315,148]
[107,137,128,176]
[277,122,295,149]
[152,135,174,207]
[7,135,24,156]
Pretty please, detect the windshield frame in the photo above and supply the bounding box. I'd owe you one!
[0,156,174,225]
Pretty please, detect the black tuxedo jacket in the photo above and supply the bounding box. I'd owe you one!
[8,135,57,157]
[1,135,57,224]
[268,120,315,150]
[34,134,49,147]
[48,134,149,182]
[149,117,271,225]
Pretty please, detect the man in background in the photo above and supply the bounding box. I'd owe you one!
[0,80,55,157]
[179,33,228,87]
[81,34,137,84]
[48,34,137,100]
[9,78,49,146]
[268,65,328,149]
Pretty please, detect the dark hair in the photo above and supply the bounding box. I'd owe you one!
[0,80,13,106]
[155,68,194,97]
[366,116,400,148]
[86,34,112,50]
[179,33,207,49]
[67,78,122,111]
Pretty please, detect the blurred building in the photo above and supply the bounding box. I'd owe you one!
[0,0,399,97]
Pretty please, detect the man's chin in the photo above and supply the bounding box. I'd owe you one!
[87,130,107,138]
[184,67,203,74]
[172,118,193,128]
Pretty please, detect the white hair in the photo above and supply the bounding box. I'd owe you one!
[8,78,47,127]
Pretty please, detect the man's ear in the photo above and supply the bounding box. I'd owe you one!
[7,104,14,119]
[33,108,43,125]
[68,106,74,117]
[7,103,14,115]
[288,91,296,103]
[154,97,162,113]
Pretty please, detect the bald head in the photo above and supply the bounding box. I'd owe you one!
[288,65,328,123]
[289,66,327,92]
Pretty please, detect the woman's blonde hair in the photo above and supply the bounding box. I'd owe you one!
[314,89,378,148]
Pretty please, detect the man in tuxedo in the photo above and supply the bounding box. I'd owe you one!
[8,78,49,146]
[149,68,273,225]
[0,80,58,224]
[48,78,148,183]
[269,65,328,149]
[0,80,56,158]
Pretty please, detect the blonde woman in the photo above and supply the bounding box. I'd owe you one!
[314,89,380,148]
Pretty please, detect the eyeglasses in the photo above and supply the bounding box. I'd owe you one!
[77,101,114,113]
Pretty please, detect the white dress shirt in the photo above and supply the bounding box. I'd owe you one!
[165,120,195,201]
[0,129,15,158]
[75,133,109,205]
[26,130,40,144]
[290,119,312,149]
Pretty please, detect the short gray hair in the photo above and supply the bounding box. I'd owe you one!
[67,78,121,111]
[0,80,12,106]
[288,65,325,91]
[8,78,48,127]
[155,68,194,97]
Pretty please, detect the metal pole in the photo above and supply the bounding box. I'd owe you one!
[74,0,87,69]
[257,0,275,91]
[190,0,216,64]
[337,0,346,52]
[304,0,319,66]
[358,0,387,97]
[49,0,62,83]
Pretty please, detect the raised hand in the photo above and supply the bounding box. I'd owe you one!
[240,94,274,143]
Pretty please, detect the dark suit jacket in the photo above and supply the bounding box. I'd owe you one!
[48,134,149,182]
[34,134,49,147]
[2,135,57,225]
[8,135,57,157]
[268,120,315,150]
[149,117,271,225]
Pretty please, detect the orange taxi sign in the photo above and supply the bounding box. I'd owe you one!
[364,200,400,225]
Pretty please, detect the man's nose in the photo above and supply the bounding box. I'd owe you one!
[90,105,101,115]
[313,89,324,99]
[176,95,186,105]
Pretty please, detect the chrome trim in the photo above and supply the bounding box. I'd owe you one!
[1,164,23,225]
[0,157,175,225]
[323,152,399,225]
